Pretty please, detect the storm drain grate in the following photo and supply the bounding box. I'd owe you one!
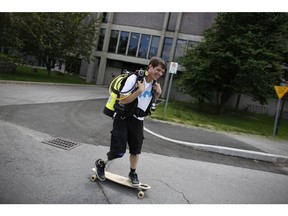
[42,138,81,150]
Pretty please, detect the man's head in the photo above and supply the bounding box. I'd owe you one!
[147,57,167,81]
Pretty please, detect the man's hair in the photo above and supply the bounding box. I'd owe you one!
[149,57,167,71]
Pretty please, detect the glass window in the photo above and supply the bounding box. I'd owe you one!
[102,12,108,23]
[187,40,198,49]
[167,13,178,32]
[174,39,187,60]
[148,36,160,59]
[161,37,173,62]
[184,40,198,53]
[117,31,129,55]
[97,28,106,51]
[128,32,140,56]
[108,30,119,53]
[138,34,151,58]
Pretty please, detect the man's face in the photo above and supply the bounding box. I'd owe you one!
[149,64,165,80]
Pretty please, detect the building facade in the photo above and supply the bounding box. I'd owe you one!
[80,12,217,98]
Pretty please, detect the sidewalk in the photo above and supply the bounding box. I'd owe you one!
[1,119,288,204]
[0,80,109,106]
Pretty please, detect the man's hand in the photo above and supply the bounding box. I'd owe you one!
[136,80,145,94]
[154,82,162,96]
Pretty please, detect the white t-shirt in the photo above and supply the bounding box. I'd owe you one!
[121,74,153,120]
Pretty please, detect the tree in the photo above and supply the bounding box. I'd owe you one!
[178,13,288,114]
[0,13,23,53]
[10,13,100,76]
[0,13,12,48]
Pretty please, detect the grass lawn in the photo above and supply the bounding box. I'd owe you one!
[0,65,90,84]
[151,100,288,141]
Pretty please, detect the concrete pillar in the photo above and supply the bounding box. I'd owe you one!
[157,13,170,58]
[162,12,182,98]
[96,12,114,85]
[86,13,102,83]
[86,61,95,83]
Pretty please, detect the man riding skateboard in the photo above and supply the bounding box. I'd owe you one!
[95,57,167,186]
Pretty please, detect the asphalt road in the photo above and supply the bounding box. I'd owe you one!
[0,98,287,175]
[1,82,288,205]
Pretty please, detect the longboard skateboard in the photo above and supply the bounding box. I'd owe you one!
[91,168,151,198]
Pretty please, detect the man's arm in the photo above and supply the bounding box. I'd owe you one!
[153,82,162,101]
[119,81,145,105]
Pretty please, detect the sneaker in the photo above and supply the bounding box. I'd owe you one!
[128,172,140,186]
[95,159,106,181]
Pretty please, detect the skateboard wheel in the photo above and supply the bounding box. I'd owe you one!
[90,175,97,182]
[137,191,145,199]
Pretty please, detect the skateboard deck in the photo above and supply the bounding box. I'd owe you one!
[91,168,151,198]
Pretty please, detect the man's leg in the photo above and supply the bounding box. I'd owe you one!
[96,115,127,181]
[129,154,140,186]
[127,117,143,186]
[130,154,139,170]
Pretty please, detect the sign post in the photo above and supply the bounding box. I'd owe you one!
[164,62,178,117]
[273,86,288,135]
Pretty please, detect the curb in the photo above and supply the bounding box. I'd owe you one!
[144,126,288,165]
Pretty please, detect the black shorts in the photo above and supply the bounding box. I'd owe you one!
[107,114,144,160]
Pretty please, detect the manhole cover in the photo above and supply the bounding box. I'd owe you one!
[42,138,80,150]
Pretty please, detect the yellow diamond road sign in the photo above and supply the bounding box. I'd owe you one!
[274,86,288,99]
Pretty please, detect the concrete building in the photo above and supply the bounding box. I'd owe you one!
[80,12,217,98]
[79,12,286,118]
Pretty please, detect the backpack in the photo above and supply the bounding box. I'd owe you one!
[103,69,154,118]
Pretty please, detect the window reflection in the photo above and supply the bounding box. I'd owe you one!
[174,39,187,61]
[138,34,150,58]
[102,12,108,23]
[187,40,197,50]
[117,31,129,55]
[161,37,173,62]
[106,29,195,61]
[128,32,140,56]
[108,30,119,53]
[148,36,160,58]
